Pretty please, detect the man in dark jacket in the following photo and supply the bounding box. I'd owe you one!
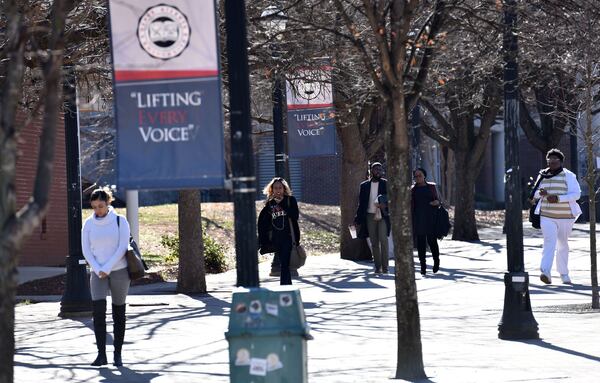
[354,162,390,274]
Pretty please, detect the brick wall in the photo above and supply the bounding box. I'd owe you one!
[301,156,341,205]
[15,112,68,266]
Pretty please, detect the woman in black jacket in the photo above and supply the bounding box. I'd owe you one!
[411,168,441,276]
[258,177,300,285]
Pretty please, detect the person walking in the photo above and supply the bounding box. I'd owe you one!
[258,177,301,285]
[532,148,582,284]
[411,168,441,276]
[82,187,131,367]
[354,162,390,274]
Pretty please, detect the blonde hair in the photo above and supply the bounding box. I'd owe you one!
[90,186,114,204]
[262,177,292,203]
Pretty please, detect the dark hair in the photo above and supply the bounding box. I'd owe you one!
[90,187,114,204]
[546,148,564,162]
[370,162,383,169]
[413,167,427,178]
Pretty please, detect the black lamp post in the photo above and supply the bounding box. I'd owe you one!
[261,6,289,180]
[498,0,538,339]
[225,0,259,287]
[59,68,92,317]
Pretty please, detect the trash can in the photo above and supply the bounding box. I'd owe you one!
[225,287,311,382]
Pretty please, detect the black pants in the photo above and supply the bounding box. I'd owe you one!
[275,237,293,285]
[416,234,439,266]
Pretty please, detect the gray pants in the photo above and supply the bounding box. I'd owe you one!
[90,268,130,305]
[367,213,389,272]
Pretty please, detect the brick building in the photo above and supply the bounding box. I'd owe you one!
[16,113,68,266]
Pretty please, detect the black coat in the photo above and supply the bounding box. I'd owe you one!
[257,195,301,254]
[353,178,390,238]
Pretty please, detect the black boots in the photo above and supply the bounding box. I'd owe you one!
[433,257,440,273]
[112,304,126,367]
[91,300,126,367]
[91,300,107,366]
[419,255,427,276]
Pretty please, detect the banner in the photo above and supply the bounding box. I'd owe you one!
[108,1,225,190]
[286,68,337,157]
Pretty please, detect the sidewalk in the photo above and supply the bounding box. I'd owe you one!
[14,223,600,382]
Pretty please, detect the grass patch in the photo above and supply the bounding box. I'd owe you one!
[83,202,341,270]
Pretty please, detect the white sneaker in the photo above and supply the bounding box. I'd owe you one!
[560,274,572,284]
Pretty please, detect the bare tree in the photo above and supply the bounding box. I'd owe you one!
[333,0,447,378]
[524,0,600,307]
[0,0,71,381]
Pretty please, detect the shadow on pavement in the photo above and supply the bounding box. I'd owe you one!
[518,339,600,363]
[99,367,160,382]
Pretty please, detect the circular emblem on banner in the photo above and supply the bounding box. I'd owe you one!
[137,4,191,60]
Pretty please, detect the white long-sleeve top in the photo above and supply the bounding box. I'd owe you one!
[82,206,130,276]
[533,168,582,219]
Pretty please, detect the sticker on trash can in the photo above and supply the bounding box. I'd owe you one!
[279,294,293,307]
[267,353,283,371]
[249,358,267,376]
[249,300,262,314]
[266,303,279,316]
[235,303,247,313]
[235,348,250,366]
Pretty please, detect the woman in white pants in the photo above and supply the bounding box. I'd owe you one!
[533,149,582,285]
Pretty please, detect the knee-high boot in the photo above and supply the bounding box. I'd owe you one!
[91,300,107,366]
[112,304,126,366]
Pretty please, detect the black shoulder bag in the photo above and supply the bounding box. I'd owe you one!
[528,175,544,229]
[117,216,148,279]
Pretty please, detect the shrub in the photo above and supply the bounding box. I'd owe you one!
[160,231,228,273]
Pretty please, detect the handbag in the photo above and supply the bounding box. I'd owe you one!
[528,175,544,230]
[288,217,306,269]
[433,204,451,239]
[117,216,148,280]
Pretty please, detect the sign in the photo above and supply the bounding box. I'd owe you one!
[286,68,337,157]
[108,1,225,189]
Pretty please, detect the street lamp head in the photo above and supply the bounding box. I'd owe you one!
[261,5,287,40]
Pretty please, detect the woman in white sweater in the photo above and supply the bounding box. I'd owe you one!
[82,187,130,367]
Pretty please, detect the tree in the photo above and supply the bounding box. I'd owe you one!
[0,1,71,381]
[177,190,207,293]
[417,1,503,241]
[333,0,447,378]
[529,0,600,308]
[517,0,600,308]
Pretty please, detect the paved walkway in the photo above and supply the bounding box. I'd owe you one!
[14,224,600,382]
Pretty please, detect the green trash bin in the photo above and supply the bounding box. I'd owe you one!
[225,287,312,382]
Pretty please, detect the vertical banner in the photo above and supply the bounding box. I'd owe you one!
[286,68,337,157]
[108,1,224,189]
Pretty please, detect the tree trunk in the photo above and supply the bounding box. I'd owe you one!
[1,1,68,380]
[388,94,425,380]
[338,120,372,260]
[583,70,599,309]
[452,150,479,241]
[177,190,207,293]
[589,192,599,309]
[0,243,17,383]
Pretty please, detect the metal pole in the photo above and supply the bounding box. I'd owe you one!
[273,74,287,178]
[59,68,92,317]
[498,0,538,339]
[126,190,139,244]
[225,0,259,287]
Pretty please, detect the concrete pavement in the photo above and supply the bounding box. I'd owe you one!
[14,223,600,382]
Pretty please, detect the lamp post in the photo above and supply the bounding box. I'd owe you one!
[59,68,92,317]
[225,0,259,287]
[498,0,538,339]
[261,6,288,180]
[262,6,288,277]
